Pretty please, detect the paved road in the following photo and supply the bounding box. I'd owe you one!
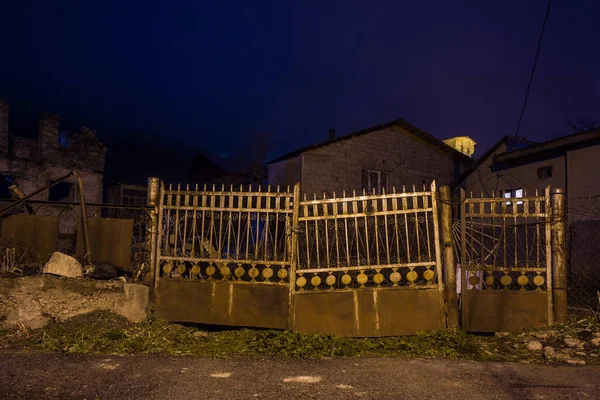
[1,351,599,400]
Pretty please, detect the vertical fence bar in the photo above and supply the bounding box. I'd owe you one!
[430,181,446,328]
[440,185,458,328]
[460,188,467,329]
[551,188,566,324]
[289,182,301,329]
[155,181,165,289]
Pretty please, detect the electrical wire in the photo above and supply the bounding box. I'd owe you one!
[513,0,553,139]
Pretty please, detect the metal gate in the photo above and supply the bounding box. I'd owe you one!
[291,182,445,336]
[455,187,558,333]
[152,182,296,329]
[149,179,448,336]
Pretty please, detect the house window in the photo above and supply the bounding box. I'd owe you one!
[537,166,552,179]
[362,169,388,194]
[121,187,147,206]
[503,188,523,206]
[59,132,70,148]
[0,175,13,199]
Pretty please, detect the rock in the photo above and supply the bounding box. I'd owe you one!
[527,341,543,351]
[566,359,586,365]
[591,337,600,347]
[543,346,556,358]
[83,261,118,280]
[42,252,83,278]
[534,331,555,340]
[564,338,584,348]
[576,351,587,356]
[193,331,208,338]
[495,332,511,337]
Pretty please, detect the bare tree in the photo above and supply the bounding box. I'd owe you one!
[567,117,597,133]
[230,131,272,185]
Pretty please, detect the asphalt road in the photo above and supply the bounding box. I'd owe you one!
[1,351,599,400]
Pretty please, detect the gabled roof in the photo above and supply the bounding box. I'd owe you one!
[494,127,600,165]
[453,128,600,188]
[266,118,475,167]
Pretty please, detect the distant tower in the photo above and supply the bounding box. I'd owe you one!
[443,136,476,157]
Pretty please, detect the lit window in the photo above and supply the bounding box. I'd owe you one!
[503,188,523,206]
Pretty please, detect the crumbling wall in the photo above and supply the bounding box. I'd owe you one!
[0,99,106,203]
[0,276,149,330]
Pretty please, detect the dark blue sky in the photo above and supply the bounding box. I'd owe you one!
[1,0,599,164]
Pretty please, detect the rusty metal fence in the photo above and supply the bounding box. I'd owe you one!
[0,199,151,273]
[155,183,295,284]
[151,180,447,336]
[566,195,600,310]
[453,187,560,332]
[295,184,442,292]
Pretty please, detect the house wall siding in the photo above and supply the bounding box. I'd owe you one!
[298,127,461,196]
[463,146,566,198]
[267,155,302,191]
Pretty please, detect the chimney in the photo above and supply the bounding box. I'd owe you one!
[0,99,8,157]
[38,112,60,158]
[329,128,335,141]
[443,136,476,157]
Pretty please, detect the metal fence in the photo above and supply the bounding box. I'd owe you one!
[295,184,442,291]
[0,199,151,274]
[156,183,295,284]
[566,195,600,310]
[454,188,552,293]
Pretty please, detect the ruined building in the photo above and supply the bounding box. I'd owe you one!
[0,99,106,203]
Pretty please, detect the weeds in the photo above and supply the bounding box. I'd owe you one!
[1,311,598,363]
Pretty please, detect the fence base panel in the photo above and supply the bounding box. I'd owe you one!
[156,280,289,329]
[462,291,548,333]
[292,288,443,337]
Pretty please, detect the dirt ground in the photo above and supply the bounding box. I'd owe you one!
[1,351,599,400]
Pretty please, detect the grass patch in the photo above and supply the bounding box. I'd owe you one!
[1,311,598,363]
[0,311,481,359]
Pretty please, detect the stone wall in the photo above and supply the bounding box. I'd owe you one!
[0,99,106,203]
[0,276,149,330]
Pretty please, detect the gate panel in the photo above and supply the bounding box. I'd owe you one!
[156,280,289,329]
[154,183,294,328]
[457,187,552,333]
[292,182,445,337]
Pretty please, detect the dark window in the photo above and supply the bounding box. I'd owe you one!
[537,166,553,179]
[49,182,73,201]
[0,175,13,199]
[59,132,70,148]
[361,169,388,194]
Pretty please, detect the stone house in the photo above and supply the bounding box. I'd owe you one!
[267,119,475,196]
[0,98,106,204]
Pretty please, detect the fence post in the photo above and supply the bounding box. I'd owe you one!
[74,171,91,264]
[440,185,458,329]
[551,188,567,324]
[288,182,301,330]
[147,177,161,298]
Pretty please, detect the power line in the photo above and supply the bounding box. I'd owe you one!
[513,0,553,139]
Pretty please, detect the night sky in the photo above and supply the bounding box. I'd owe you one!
[1,1,599,183]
